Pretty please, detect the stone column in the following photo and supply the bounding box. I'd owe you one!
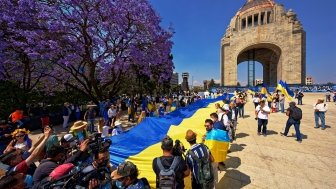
[258,12,261,25]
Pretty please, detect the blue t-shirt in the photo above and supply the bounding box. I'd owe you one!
[158,107,165,116]
[213,121,225,131]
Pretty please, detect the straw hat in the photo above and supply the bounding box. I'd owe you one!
[70,121,88,130]
[114,121,122,126]
[11,128,30,137]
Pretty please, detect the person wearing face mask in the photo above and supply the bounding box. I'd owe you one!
[80,148,115,188]
[32,145,66,189]
[111,161,150,189]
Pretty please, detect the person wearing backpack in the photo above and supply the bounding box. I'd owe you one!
[152,136,190,189]
[280,102,302,143]
[185,130,214,189]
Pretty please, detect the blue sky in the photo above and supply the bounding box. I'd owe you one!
[149,0,336,86]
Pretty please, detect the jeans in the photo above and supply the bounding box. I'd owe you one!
[238,106,244,118]
[297,98,303,105]
[62,116,69,128]
[258,119,268,134]
[284,118,302,141]
[276,102,279,111]
[280,102,285,113]
[87,119,95,132]
[314,111,326,128]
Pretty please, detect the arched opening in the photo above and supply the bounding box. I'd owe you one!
[237,43,281,86]
[237,61,263,86]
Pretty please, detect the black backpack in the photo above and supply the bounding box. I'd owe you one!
[291,106,302,121]
[187,145,214,187]
[156,157,179,189]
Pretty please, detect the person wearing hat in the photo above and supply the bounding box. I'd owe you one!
[111,121,123,136]
[255,100,271,136]
[152,136,189,189]
[313,98,328,130]
[185,130,214,189]
[60,134,76,150]
[4,128,32,154]
[280,102,303,143]
[70,121,88,143]
[111,161,150,189]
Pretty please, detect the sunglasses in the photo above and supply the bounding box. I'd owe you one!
[16,135,25,138]
[204,124,211,127]
[117,176,127,182]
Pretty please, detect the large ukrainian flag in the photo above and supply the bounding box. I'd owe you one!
[108,94,232,187]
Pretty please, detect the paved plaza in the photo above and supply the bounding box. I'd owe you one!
[216,93,335,189]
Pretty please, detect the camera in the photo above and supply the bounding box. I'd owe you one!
[172,140,186,157]
[88,133,112,155]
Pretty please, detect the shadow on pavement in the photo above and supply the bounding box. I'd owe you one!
[288,133,308,139]
[223,156,241,169]
[235,133,249,139]
[217,169,251,188]
[229,143,246,153]
[267,130,278,135]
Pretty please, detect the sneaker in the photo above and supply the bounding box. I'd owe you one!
[257,132,261,136]
[321,127,326,130]
[280,132,287,136]
[295,139,302,143]
[314,127,319,129]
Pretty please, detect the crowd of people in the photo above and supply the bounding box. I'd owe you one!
[0,89,332,189]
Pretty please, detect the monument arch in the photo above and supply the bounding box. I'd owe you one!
[221,0,306,86]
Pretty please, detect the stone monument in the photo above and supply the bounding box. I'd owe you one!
[220,0,306,86]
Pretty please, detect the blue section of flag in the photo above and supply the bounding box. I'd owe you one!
[108,94,233,165]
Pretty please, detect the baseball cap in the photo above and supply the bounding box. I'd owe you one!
[62,134,74,142]
[185,129,197,142]
[111,161,137,180]
[223,104,230,111]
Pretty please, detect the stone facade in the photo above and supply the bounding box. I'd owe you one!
[221,0,306,86]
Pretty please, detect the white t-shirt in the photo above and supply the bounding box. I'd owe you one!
[108,108,117,118]
[256,105,270,119]
[221,113,230,126]
[102,126,110,137]
[252,97,260,103]
[314,103,328,112]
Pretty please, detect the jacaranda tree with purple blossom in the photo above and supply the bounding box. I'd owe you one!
[47,0,174,102]
[0,0,174,104]
[0,0,54,98]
